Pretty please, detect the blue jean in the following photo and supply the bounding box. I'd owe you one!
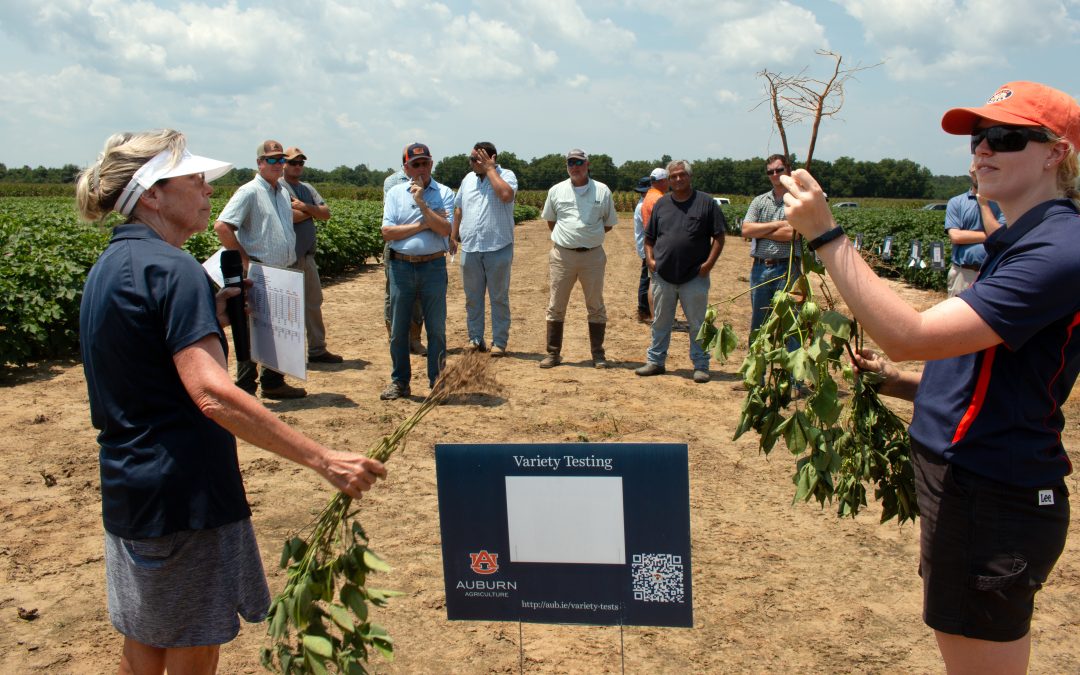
[647,273,710,370]
[749,258,800,351]
[388,256,447,387]
[637,257,650,314]
[460,243,513,348]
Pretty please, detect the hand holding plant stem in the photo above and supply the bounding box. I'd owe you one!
[261,352,501,674]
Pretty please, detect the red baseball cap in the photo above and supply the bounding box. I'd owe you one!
[941,81,1080,150]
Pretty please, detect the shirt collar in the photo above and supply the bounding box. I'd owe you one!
[985,199,1077,256]
[110,222,164,243]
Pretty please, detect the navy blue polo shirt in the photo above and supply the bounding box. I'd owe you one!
[80,223,250,539]
[911,200,1080,486]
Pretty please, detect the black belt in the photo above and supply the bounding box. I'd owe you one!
[389,250,446,263]
[754,257,788,267]
[559,245,598,252]
[954,263,980,271]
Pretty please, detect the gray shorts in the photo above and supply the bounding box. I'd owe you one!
[104,518,271,648]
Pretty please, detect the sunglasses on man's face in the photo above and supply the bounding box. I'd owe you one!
[287,160,305,167]
[263,156,287,165]
[567,159,586,167]
[766,168,787,176]
[970,126,1052,154]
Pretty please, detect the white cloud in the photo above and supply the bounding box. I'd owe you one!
[836,0,1080,80]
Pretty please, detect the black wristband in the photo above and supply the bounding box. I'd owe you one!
[807,226,846,251]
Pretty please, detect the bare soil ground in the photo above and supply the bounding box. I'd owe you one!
[3,215,1080,674]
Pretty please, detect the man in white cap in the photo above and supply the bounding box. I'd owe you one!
[539,148,618,369]
[213,140,307,399]
[640,167,669,237]
[280,146,342,364]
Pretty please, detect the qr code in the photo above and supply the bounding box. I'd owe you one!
[632,553,685,603]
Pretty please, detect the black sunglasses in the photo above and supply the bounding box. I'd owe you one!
[262,156,287,165]
[970,126,1052,154]
[567,158,586,167]
[286,160,305,166]
[766,168,787,176]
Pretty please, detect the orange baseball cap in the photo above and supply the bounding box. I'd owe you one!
[941,81,1080,150]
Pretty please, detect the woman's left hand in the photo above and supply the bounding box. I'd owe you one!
[779,169,836,240]
[214,279,253,327]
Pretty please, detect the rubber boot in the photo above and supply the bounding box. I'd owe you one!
[539,320,563,368]
[589,322,608,369]
[409,321,427,356]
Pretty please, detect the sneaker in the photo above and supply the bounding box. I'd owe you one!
[634,363,666,377]
[637,310,652,324]
[693,370,710,384]
[490,345,507,357]
[466,338,488,353]
[593,357,609,369]
[309,351,343,364]
[379,381,411,400]
[262,383,308,399]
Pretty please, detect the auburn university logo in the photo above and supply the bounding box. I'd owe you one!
[469,550,499,575]
[987,88,1013,104]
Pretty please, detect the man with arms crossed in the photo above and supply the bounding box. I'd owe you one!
[945,163,1005,297]
[280,146,342,364]
[379,143,455,400]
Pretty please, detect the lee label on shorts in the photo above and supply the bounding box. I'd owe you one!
[1038,489,1055,506]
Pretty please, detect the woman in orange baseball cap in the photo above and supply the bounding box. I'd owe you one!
[780,82,1080,672]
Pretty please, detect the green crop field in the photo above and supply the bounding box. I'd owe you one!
[0,194,942,367]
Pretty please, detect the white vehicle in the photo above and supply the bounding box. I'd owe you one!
[713,197,731,206]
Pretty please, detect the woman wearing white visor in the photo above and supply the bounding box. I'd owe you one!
[76,130,385,674]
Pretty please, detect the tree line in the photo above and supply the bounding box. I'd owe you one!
[0,155,970,200]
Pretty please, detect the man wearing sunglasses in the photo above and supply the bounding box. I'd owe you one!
[280,146,342,364]
[214,139,307,399]
[944,163,1006,297]
[740,154,800,357]
[379,143,455,400]
[539,148,619,369]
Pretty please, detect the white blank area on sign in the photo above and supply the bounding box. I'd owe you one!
[505,476,625,565]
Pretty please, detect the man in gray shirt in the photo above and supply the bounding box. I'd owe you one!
[280,146,342,364]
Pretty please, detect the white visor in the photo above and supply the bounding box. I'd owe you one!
[114,149,233,216]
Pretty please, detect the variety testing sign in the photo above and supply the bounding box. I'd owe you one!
[435,443,692,627]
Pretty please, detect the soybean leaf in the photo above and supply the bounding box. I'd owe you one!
[819,310,852,340]
[372,638,395,661]
[303,634,334,658]
[341,583,369,622]
[305,651,330,675]
[363,550,392,573]
[328,603,356,634]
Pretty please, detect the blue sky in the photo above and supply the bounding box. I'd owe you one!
[1,1,1077,177]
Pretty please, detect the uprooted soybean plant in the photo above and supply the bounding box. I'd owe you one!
[697,242,917,524]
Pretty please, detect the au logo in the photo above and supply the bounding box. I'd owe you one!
[987,88,1013,104]
[469,550,499,575]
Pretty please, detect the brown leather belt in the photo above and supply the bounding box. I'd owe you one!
[955,263,980,271]
[390,250,446,263]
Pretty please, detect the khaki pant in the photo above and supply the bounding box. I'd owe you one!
[947,264,978,298]
[546,245,607,323]
[296,253,328,356]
